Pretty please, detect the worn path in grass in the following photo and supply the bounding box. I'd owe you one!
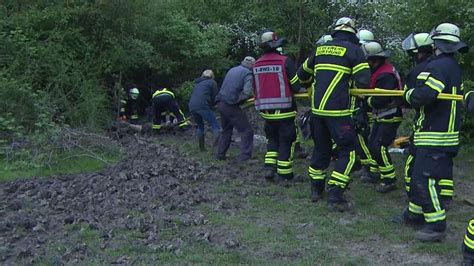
[0,132,472,264]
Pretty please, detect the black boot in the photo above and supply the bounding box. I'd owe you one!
[198,135,206,152]
[463,257,474,266]
[310,180,324,202]
[391,208,424,229]
[360,171,379,184]
[264,167,276,180]
[327,185,351,212]
[463,247,474,266]
[415,222,446,242]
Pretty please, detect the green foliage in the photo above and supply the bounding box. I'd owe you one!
[174,81,195,112]
[2,0,474,168]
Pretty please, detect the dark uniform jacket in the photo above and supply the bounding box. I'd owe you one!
[298,31,371,117]
[404,53,463,153]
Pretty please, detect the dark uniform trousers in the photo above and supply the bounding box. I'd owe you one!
[152,95,187,129]
[368,121,400,182]
[216,101,254,160]
[464,218,474,260]
[264,118,297,179]
[407,148,454,230]
[404,142,454,202]
[309,115,357,190]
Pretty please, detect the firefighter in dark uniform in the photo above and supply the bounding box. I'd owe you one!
[399,33,436,215]
[254,31,301,181]
[359,41,403,193]
[151,87,189,131]
[297,17,371,211]
[401,23,468,241]
[119,87,140,124]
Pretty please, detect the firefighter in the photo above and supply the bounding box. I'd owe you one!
[463,219,474,265]
[119,86,141,124]
[401,23,468,241]
[359,41,403,193]
[399,33,438,210]
[297,17,371,210]
[253,30,301,181]
[151,87,189,131]
[215,56,255,162]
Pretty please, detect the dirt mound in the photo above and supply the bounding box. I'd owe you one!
[0,134,233,264]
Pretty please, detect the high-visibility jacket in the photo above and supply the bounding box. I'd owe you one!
[253,53,292,111]
[253,51,300,120]
[367,61,403,123]
[404,53,463,153]
[297,31,371,117]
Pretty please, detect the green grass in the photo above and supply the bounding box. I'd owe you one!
[0,151,120,182]
[151,133,473,264]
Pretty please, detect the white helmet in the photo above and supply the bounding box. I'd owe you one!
[431,23,461,42]
[334,17,357,34]
[130,88,139,100]
[430,23,469,53]
[357,29,375,44]
[401,33,433,52]
[361,41,390,58]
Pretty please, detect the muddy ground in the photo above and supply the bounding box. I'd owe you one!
[0,122,472,264]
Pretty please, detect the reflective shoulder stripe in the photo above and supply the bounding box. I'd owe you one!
[417,72,430,80]
[290,75,299,85]
[461,83,465,92]
[425,76,444,93]
[352,62,369,74]
[315,63,351,74]
[302,59,314,75]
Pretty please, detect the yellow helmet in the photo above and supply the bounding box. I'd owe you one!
[401,33,433,52]
[334,17,357,34]
[357,29,375,44]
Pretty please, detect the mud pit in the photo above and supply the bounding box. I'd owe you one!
[0,134,246,264]
[0,130,470,264]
